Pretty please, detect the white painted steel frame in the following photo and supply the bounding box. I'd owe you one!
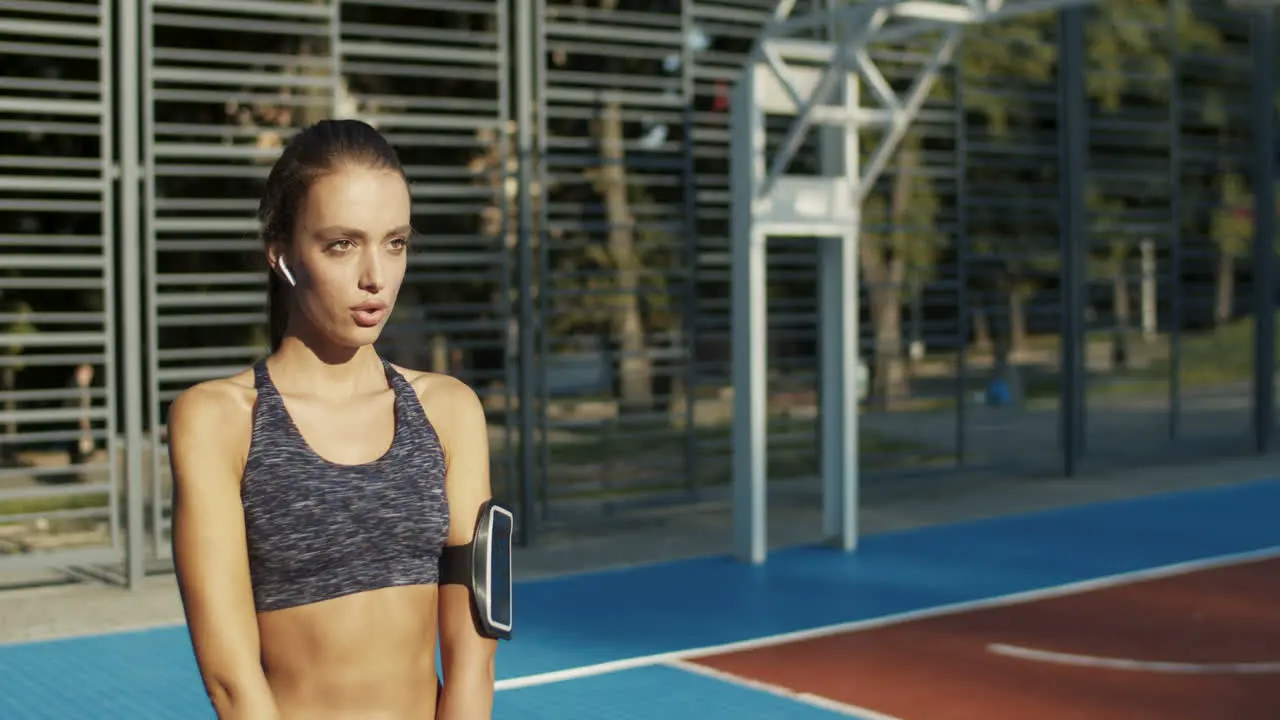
[730,0,1094,564]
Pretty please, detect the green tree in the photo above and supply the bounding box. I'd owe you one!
[957,14,1057,353]
[1084,0,1227,361]
[958,0,1225,353]
[860,130,947,407]
[547,184,681,341]
[541,0,690,412]
[590,59,656,411]
[1210,173,1256,323]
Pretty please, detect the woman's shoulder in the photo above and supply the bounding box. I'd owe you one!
[163,369,259,486]
[390,366,487,439]
[166,368,258,444]
[173,368,257,414]
[391,365,480,408]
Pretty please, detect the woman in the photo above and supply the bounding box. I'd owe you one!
[169,119,497,719]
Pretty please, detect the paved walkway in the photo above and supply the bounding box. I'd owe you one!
[860,383,1260,477]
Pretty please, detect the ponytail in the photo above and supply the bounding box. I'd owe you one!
[267,269,289,352]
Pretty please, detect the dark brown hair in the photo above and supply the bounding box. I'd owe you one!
[259,119,407,351]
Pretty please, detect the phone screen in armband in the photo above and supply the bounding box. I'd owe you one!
[485,505,513,635]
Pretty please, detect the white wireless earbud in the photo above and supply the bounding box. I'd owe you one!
[278,257,297,288]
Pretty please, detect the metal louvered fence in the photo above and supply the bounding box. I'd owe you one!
[2,0,1280,587]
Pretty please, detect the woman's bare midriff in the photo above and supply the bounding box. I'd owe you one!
[258,585,440,720]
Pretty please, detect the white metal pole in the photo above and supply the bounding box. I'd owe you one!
[731,70,768,564]
[118,0,146,589]
[819,63,860,549]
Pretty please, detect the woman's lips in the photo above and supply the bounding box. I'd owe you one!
[351,301,387,327]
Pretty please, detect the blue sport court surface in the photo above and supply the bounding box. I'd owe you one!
[0,477,1278,718]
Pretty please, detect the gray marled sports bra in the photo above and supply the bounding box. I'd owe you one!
[241,358,450,613]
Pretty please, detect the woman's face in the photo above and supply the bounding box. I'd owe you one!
[273,164,412,350]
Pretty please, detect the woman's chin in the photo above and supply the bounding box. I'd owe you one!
[344,323,386,348]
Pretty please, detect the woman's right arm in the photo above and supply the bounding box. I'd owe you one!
[168,382,280,720]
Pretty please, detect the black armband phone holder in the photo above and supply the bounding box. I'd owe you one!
[439,499,514,641]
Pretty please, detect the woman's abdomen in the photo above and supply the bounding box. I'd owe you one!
[258,585,440,719]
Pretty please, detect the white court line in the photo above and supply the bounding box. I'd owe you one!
[494,544,1280,691]
[987,643,1280,675]
[664,659,904,720]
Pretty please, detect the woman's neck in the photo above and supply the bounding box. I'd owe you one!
[268,338,386,398]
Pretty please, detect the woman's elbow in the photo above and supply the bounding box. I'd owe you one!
[474,653,497,683]
[440,653,496,715]
[204,676,236,716]
[201,672,277,719]
[445,646,496,683]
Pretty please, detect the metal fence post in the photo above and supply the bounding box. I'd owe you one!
[533,0,551,527]
[1251,6,1276,454]
[680,1,701,500]
[1058,5,1087,476]
[515,0,537,546]
[1167,0,1183,440]
[117,0,146,588]
[954,40,970,466]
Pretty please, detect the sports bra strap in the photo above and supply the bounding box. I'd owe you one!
[252,359,271,391]
[380,358,417,398]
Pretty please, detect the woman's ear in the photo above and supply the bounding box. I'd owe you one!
[278,257,297,288]
[266,244,296,287]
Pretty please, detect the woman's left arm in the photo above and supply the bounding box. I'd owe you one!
[433,377,499,719]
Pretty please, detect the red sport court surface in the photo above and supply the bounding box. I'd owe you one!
[686,555,1280,719]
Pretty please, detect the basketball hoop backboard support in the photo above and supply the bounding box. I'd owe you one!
[730,0,1095,565]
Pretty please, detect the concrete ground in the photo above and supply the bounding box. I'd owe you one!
[0,442,1275,647]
